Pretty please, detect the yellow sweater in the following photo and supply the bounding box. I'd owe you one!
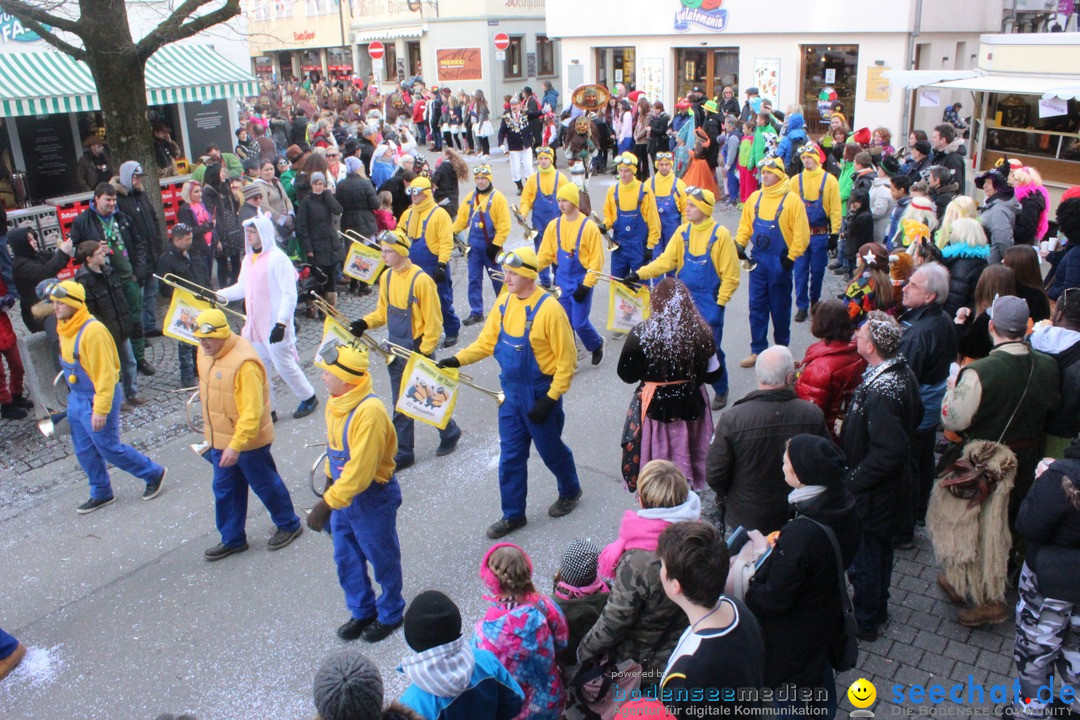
[734,179,811,262]
[536,213,604,288]
[400,196,454,264]
[795,167,842,232]
[455,287,577,399]
[58,306,120,416]
[322,376,397,510]
[520,168,569,217]
[363,263,443,356]
[451,188,511,249]
[603,179,661,249]
[637,219,742,306]
[649,172,688,221]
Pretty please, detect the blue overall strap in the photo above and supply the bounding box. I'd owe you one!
[705,223,722,257]
[406,269,420,306]
[468,192,491,242]
[650,176,658,197]
[524,292,551,336]
[637,183,646,209]
[818,172,828,196]
[72,319,100,363]
[798,173,805,200]
[754,189,764,217]
[573,216,587,254]
[338,393,377,448]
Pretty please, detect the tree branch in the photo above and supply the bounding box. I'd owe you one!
[136,0,241,61]
[1,0,87,59]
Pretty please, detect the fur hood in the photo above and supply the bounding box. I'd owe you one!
[943,243,990,260]
[31,300,55,321]
[109,176,132,198]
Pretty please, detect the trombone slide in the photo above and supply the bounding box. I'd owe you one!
[381,340,505,405]
[154,274,246,321]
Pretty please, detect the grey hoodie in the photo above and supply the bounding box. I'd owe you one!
[398,636,476,698]
[118,160,142,193]
[979,192,1021,264]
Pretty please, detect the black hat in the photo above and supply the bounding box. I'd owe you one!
[403,590,462,652]
[913,139,932,156]
[881,155,901,177]
[343,137,360,157]
[787,434,847,488]
[976,161,1013,194]
[559,538,600,588]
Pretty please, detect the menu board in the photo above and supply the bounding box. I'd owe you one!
[16,113,79,203]
[182,98,233,158]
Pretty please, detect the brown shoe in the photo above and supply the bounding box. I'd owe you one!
[0,642,26,682]
[127,395,148,407]
[937,573,965,607]
[739,353,758,368]
[957,602,1009,627]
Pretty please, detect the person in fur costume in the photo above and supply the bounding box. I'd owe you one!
[565,115,599,177]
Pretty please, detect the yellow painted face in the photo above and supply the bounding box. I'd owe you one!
[847,678,877,709]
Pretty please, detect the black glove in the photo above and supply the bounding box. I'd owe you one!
[432,262,448,283]
[780,254,794,272]
[828,233,839,252]
[572,283,590,302]
[527,395,557,424]
[622,271,641,287]
[643,248,653,264]
[322,475,334,496]
[485,243,500,261]
[436,356,461,369]
[306,499,332,532]
[597,223,609,235]
[269,322,286,344]
[350,318,368,337]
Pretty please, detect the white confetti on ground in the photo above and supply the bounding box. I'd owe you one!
[0,644,64,709]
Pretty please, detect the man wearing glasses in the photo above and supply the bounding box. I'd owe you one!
[349,230,461,469]
[192,307,303,562]
[603,152,660,323]
[649,151,688,263]
[624,187,740,410]
[400,177,461,347]
[734,157,809,369]
[792,142,842,324]
[520,147,570,285]
[452,165,511,326]
[436,247,581,538]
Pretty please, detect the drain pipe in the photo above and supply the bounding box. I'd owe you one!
[901,0,924,136]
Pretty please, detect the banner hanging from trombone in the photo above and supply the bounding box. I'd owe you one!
[395,353,460,430]
[607,282,651,333]
[343,241,385,284]
[162,288,212,346]
[315,316,355,371]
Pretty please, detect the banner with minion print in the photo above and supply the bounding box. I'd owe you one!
[162,288,211,347]
[608,282,651,333]
[315,316,354,371]
[343,241,385,284]
[396,353,460,430]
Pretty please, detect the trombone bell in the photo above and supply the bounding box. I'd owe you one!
[38,410,66,438]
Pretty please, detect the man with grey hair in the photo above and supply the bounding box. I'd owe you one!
[842,310,922,641]
[895,262,958,548]
[706,345,829,534]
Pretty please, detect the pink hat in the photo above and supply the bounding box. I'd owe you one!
[479,542,533,596]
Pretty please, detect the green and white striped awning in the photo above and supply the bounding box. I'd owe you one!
[0,44,259,118]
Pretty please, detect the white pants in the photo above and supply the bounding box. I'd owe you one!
[250,337,315,410]
[508,149,533,183]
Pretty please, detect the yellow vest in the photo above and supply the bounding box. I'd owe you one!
[197,334,274,451]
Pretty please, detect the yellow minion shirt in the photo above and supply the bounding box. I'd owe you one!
[649,172,689,221]
[58,305,119,416]
[636,219,742,306]
[322,375,397,510]
[451,188,511,249]
[362,263,443,356]
[795,166,842,232]
[520,168,570,217]
[603,178,661,249]
[735,179,811,262]
[400,194,454,264]
[536,214,604,289]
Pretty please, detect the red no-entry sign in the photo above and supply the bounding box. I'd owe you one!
[368,41,385,60]
[494,33,510,51]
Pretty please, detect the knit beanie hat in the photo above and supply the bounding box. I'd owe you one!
[345,156,363,174]
[379,228,412,258]
[313,649,384,720]
[310,171,326,185]
[852,127,872,146]
[403,590,462,652]
[556,182,580,208]
[787,434,847,489]
[687,187,715,216]
[559,538,601,588]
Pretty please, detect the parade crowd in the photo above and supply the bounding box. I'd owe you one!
[2,72,1080,720]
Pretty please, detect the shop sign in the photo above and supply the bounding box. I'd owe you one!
[293,30,315,42]
[673,0,728,32]
[1038,97,1067,119]
[918,89,941,107]
[0,11,44,43]
[436,47,482,82]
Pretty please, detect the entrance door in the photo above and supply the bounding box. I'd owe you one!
[595,47,636,90]
[407,41,422,79]
[674,48,739,103]
[800,44,859,138]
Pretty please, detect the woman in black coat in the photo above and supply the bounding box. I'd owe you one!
[745,434,862,718]
[296,171,343,301]
[336,162,379,239]
[201,163,244,287]
[9,228,74,332]
[431,148,466,217]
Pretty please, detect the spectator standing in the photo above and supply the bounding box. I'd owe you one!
[956,264,1017,363]
[1004,245,1051,323]
[177,181,216,285]
[75,136,118,192]
[1011,166,1051,246]
[1047,192,1080,303]
[296,172,344,308]
[929,124,966,189]
[157,225,207,388]
[337,157,380,240]
[1030,294,1080,459]
[928,166,960,222]
[795,299,867,443]
[976,164,1020,264]
[114,161,163,345]
[941,217,989,319]
[432,148,468,218]
[869,156,898,244]
[8,228,73,333]
[202,163,245,287]
[0,254,26,419]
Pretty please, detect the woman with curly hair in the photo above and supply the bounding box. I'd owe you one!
[431,146,468,217]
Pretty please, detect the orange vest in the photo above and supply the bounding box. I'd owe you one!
[197,334,274,451]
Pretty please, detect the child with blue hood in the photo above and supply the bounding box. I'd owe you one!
[774,113,808,169]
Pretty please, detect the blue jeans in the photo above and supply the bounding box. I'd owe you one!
[849,532,894,630]
[140,276,158,334]
[119,338,138,398]
[793,234,829,311]
[69,389,163,500]
[211,444,300,547]
[178,343,197,384]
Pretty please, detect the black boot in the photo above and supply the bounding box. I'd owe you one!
[515,180,523,195]
[1,403,28,420]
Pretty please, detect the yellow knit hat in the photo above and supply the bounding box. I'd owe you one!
[616,152,638,168]
[498,247,539,280]
[556,182,580,208]
[473,164,493,178]
[49,280,86,309]
[408,176,432,197]
[192,308,232,339]
[687,187,715,215]
[536,147,555,159]
[758,156,787,180]
[320,342,370,382]
[379,229,412,258]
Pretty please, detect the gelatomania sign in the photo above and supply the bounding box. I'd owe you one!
[673,0,728,32]
[0,11,44,43]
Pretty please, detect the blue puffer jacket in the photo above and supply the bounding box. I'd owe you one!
[775,113,808,167]
[1048,240,1080,301]
[399,643,525,720]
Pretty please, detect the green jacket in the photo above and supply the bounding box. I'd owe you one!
[280,169,298,204]
[748,125,777,171]
[192,153,244,182]
[838,161,855,215]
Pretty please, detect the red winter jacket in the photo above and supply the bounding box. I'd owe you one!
[0,276,15,351]
[795,340,867,442]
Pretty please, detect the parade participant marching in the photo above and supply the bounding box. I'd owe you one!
[520,147,570,286]
[192,308,303,561]
[536,183,605,366]
[220,215,319,420]
[734,157,810,368]
[603,153,660,292]
[400,177,461,346]
[624,187,740,409]
[792,143,842,323]
[305,343,406,643]
[452,164,511,326]
[350,230,461,469]
[48,280,166,514]
[436,247,581,539]
[649,151,688,264]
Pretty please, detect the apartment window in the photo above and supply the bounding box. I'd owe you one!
[537,35,555,77]
[504,36,524,79]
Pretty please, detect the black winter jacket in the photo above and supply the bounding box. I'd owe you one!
[1042,335,1080,440]
[1015,189,1048,246]
[296,190,344,266]
[1016,441,1080,602]
[898,303,957,386]
[8,227,72,332]
[431,162,461,218]
[68,207,139,282]
[156,246,208,299]
[336,174,380,238]
[75,265,133,342]
[115,183,161,280]
[930,182,959,222]
[930,148,966,188]
[378,172,413,220]
[840,357,922,538]
[942,251,987,319]
[289,116,310,150]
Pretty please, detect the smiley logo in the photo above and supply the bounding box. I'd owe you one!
[847,678,877,709]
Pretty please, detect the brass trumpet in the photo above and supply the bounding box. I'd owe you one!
[306,293,395,365]
[381,340,505,406]
[38,370,68,438]
[453,234,471,257]
[589,212,620,252]
[510,204,538,243]
[154,273,246,321]
[487,269,562,299]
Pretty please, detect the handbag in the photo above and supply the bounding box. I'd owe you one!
[801,516,859,673]
[620,389,643,492]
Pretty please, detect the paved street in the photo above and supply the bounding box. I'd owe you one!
[0,153,1015,719]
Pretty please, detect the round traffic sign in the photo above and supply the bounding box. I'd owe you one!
[494,33,510,51]
[368,41,385,60]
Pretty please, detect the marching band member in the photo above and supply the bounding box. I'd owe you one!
[536,182,605,366]
[192,308,303,561]
[520,147,570,285]
[792,143,842,323]
[624,187,741,410]
[436,247,581,539]
[649,151,688,262]
[603,152,660,335]
[350,230,461,469]
[400,176,461,347]
[50,280,166,514]
[452,164,511,326]
[306,343,405,644]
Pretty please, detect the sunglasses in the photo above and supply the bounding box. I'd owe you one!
[655,152,673,161]
[327,153,340,158]
[47,282,77,301]
[617,157,637,167]
[797,142,818,156]
[378,230,407,248]
[496,250,538,272]
[757,157,783,170]
[320,342,365,374]
[197,322,225,335]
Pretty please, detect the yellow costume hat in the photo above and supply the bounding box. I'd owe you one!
[759,156,787,180]
[408,176,432,196]
[49,280,86,309]
[322,343,370,383]
[473,164,493,178]
[499,247,539,280]
[536,147,555,159]
[687,188,715,215]
[192,308,232,339]
[379,228,412,258]
[556,182,580,208]
[616,152,638,167]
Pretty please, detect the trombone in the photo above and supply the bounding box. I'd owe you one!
[380,340,505,406]
[339,228,379,249]
[38,370,68,438]
[589,212,620,252]
[486,268,562,299]
[154,273,246,321]
[587,269,641,290]
[453,234,471,257]
[306,292,394,365]
[510,204,538,243]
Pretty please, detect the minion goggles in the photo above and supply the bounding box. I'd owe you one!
[496,249,538,272]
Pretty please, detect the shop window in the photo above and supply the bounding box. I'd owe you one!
[595,47,635,89]
[800,44,859,139]
[504,36,524,79]
[674,48,738,103]
[385,42,398,82]
[537,35,555,77]
[982,93,1080,185]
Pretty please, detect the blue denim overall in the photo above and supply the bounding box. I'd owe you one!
[676,224,728,396]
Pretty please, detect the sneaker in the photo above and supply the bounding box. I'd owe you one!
[361,619,403,643]
[10,393,34,410]
[436,427,462,457]
[127,395,148,407]
[710,393,728,411]
[486,516,527,539]
[830,265,847,276]
[794,308,808,323]
[611,332,626,341]
[1,404,28,420]
[591,341,605,366]
[827,261,844,271]
[293,394,320,419]
[462,314,484,326]
[137,359,156,376]
[142,467,167,500]
[0,642,26,681]
[337,616,376,641]
[267,526,303,551]
[204,542,249,561]
[548,491,581,518]
[739,353,758,368]
[394,454,415,470]
[76,496,115,514]
[443,335,458,348]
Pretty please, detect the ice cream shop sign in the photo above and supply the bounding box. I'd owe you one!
[0,11,45,43]
[673,0,729,32]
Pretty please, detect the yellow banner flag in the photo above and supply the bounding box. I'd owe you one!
[607,282,651,333]
[162,287,211,347]
[395,352,460,430]
[343,241,385,284]
[315,316,355,371]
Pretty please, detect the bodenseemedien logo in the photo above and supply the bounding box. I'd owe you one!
[848,677,877,717]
